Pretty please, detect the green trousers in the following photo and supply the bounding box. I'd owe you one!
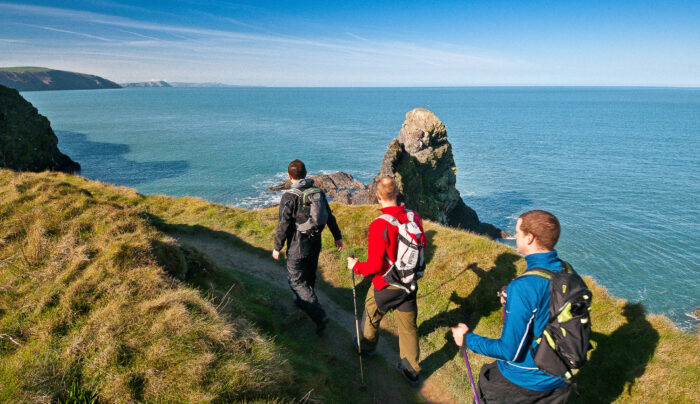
[360,285,421,376]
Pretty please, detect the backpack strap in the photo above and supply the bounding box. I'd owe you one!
[377,213,400,227]
[516,267,556,281]
[285,188,304,198]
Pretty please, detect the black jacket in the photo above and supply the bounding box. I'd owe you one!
[273,179,342,256]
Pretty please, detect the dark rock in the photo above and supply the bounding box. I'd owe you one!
[370,108,508,239]
[269,171,366,193]
[0,84,80,173]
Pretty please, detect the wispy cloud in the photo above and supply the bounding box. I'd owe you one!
[20,23,113,42]
[0,2,524,85]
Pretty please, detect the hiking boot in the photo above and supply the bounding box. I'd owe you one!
[315,316,329,336]
[396,361,420,387]
[352,336,377,357]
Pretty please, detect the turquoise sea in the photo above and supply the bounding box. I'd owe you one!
[22,87,700,330]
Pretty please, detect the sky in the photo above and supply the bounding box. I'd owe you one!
[1,1,699,86]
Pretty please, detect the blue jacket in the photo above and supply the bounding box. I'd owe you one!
[465,250,566,391]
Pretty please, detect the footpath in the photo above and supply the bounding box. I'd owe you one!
[171,232,454,404]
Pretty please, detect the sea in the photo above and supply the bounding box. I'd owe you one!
[21,87,700,330]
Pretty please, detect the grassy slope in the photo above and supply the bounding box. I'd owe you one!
[0,170,296,402]
[143,189,700,403]
[1,169,698,403]
[0,67,53,72]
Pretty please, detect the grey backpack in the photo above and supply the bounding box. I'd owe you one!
[287,187,329,236]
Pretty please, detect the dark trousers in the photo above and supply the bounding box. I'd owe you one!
[286,244,325,325]
[477,362,572,404]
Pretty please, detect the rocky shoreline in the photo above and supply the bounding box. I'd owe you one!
[270,108,508,239]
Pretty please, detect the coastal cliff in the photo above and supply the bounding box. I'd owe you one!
[0,84,80,172]
[1,169,697,403]
[0,67,121,91]
[121,80,172,88]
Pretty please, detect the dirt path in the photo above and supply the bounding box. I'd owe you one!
[171,232,454,404]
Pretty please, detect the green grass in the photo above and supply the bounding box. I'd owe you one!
[1,169,698,403]
[140,179,700,403]
[0,170,295,402]
[0,66,52,72]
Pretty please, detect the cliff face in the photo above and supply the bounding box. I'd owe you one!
[121,81,172,88]
[370,108,507,238]
[0,84,80,173]
[0,67,121,91]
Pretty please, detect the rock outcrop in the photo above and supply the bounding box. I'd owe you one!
[269,171,371,204]
[368,108,506,238]
[0,84,80,173]
[0,67,121,91]
[268,109,507,238]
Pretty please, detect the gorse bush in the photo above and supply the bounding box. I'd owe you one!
[0,170,293,403]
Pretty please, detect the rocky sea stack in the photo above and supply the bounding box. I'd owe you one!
[271,108,507,238]
[369,108,507,238]
[0,84,80,173]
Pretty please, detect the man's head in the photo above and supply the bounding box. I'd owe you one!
[375,176,398,205]
[288,159,307,180]
[515,210,560,255]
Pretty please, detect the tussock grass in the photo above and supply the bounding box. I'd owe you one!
[140,188,700,403]
[0,170,293,403]
[2,169,697,403]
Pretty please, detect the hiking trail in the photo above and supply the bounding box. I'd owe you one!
[171,232,455,404]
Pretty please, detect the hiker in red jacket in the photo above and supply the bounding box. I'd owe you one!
[347,176,426,386]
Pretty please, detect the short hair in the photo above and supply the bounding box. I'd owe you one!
[376,176,397,201]
[288,159,307,180]
[519,210,561,250]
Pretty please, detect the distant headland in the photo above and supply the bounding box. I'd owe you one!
[0,67,121,91]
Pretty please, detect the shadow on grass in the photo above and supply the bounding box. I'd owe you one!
[146,214,423,403]
[571,303,659,403]
[418,251,520,379]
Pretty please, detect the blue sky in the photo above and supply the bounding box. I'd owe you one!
[1,1,699,86]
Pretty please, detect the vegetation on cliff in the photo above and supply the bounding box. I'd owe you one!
[1,169,697,403]
[0,67,121,92]
[0,85,80,173]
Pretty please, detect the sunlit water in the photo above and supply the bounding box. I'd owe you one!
[22,87,700,330]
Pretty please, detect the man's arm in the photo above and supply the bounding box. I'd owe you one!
[461,281,539,361]
[352,219,388,276]
[324,199,343,250]
[273,194,294,255]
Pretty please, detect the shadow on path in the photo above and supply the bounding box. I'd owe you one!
[571,303,659,403]
[56,131,189,186]
[418,251,520,379]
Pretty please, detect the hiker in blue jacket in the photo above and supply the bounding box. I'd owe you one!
[452,210,572,404]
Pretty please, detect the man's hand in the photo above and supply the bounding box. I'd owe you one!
[272,250,281,260]
[451,323,469,347]
[335,239,344,252]
[347,256,358,271]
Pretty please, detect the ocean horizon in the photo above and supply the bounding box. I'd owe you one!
[22,86,700,330]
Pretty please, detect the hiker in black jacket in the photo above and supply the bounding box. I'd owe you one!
[273,159,343,335]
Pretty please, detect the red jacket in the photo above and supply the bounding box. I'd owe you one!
[352,204,426,290]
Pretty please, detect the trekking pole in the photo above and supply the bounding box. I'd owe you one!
[460,344,480,404]
[349,254,367,391]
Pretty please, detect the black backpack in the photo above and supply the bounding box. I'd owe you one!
[517,262,593,381]
[287,187,329,236]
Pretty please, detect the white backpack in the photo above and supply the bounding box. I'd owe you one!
[378,210,425,293]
